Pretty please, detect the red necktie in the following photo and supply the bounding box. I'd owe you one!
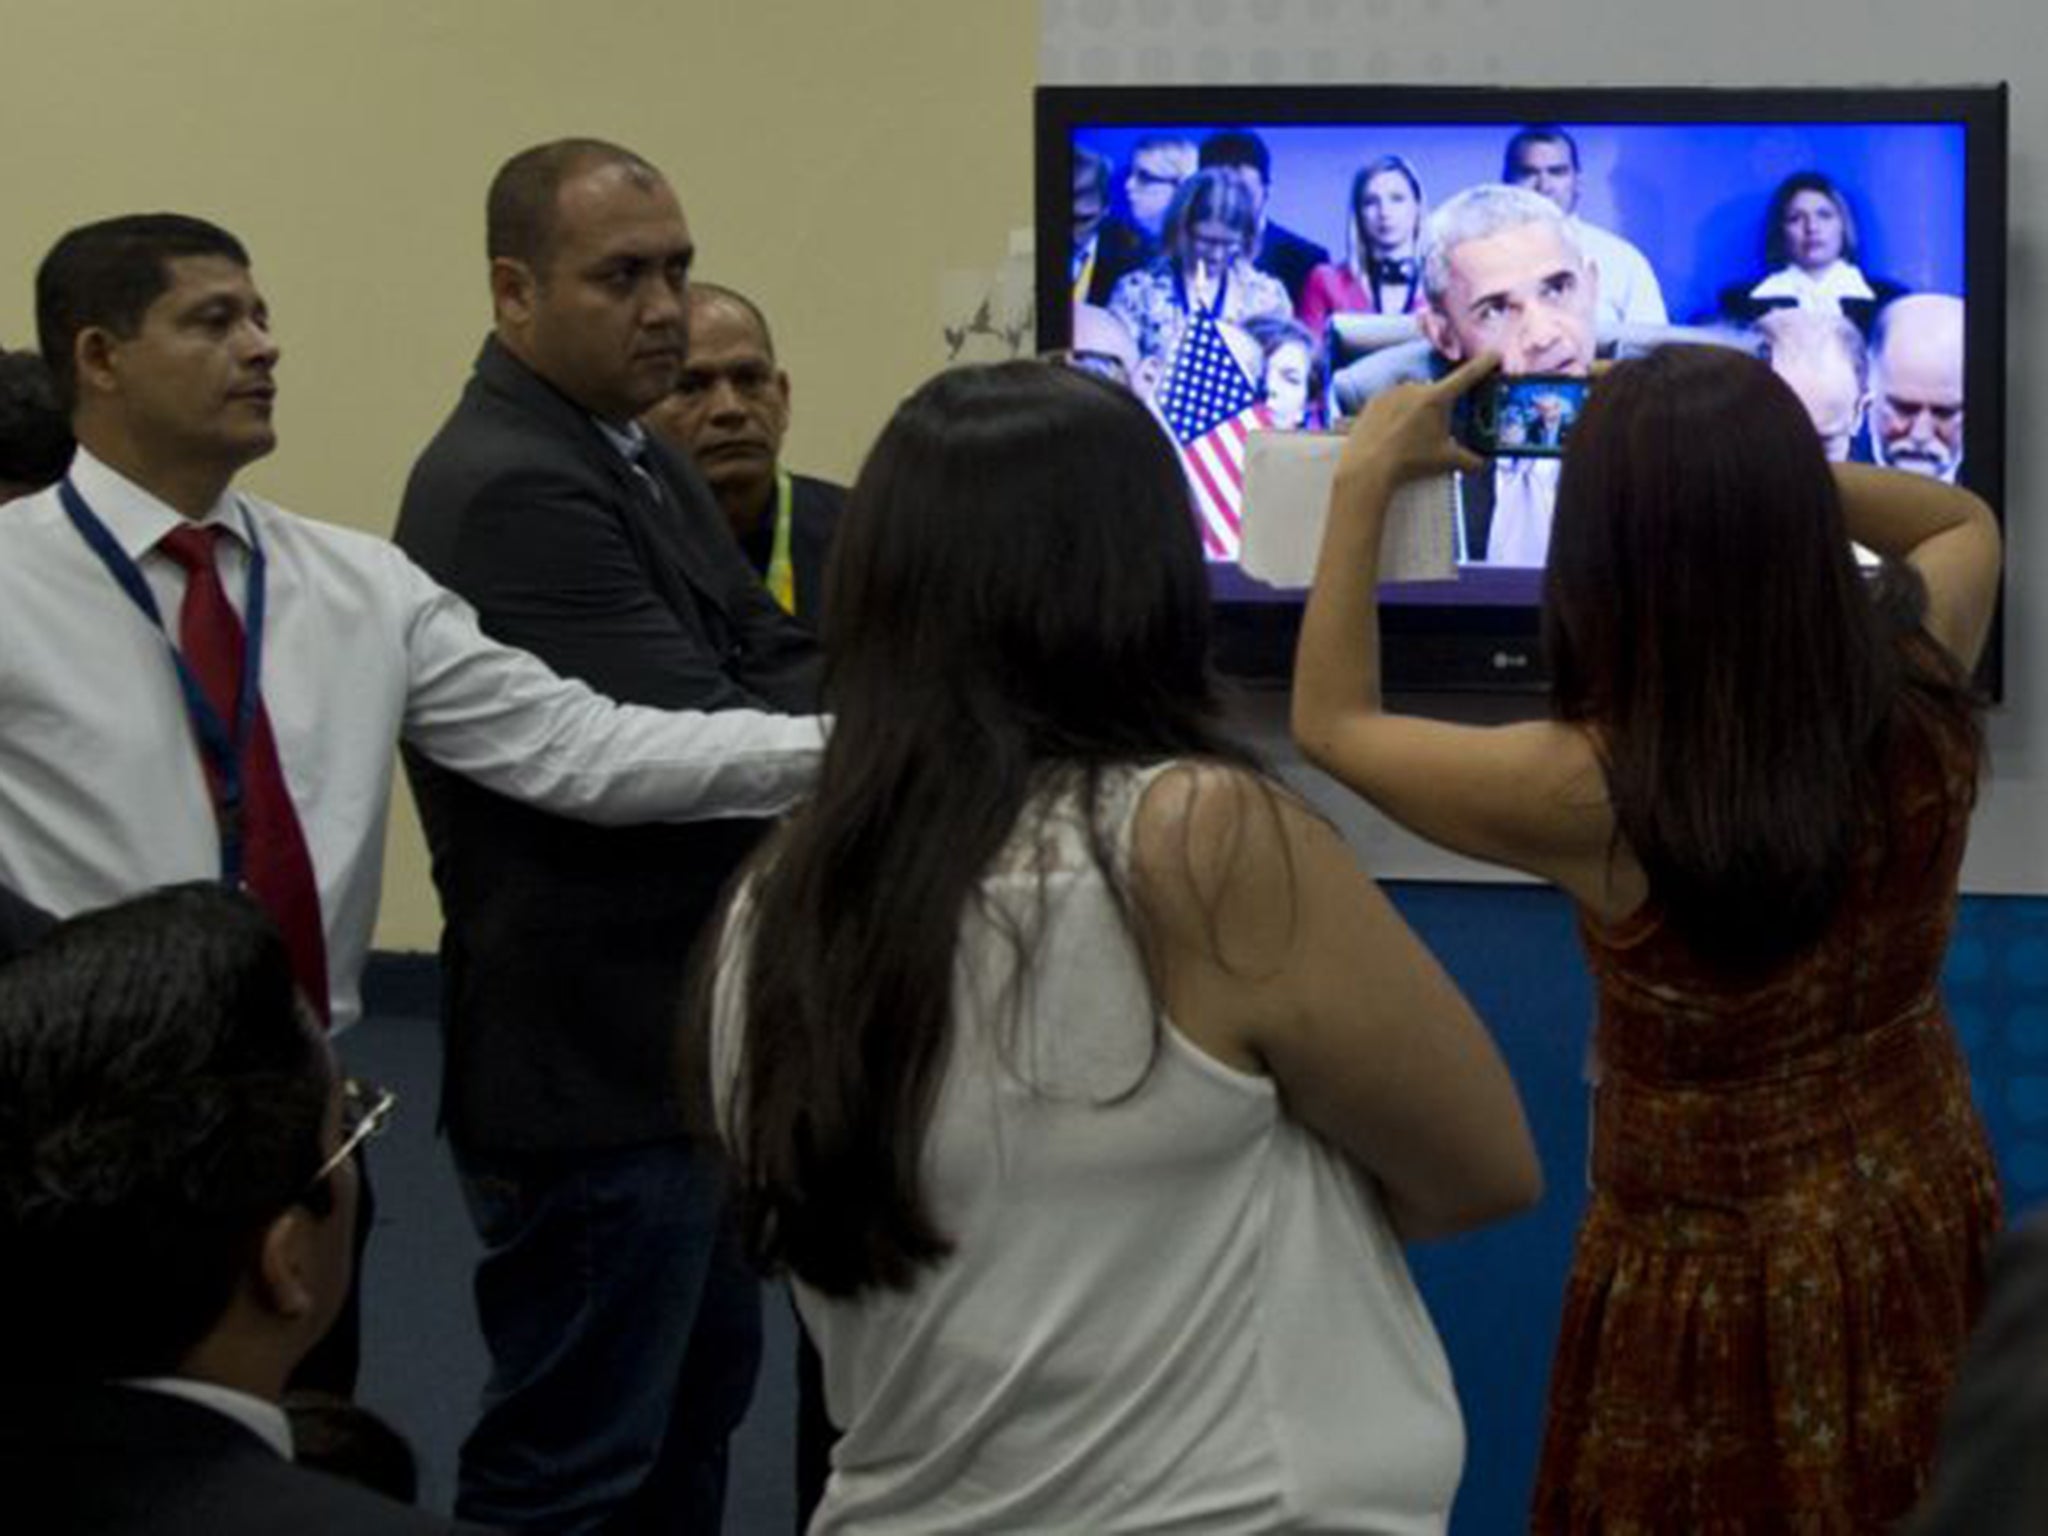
[157,524,331,1025]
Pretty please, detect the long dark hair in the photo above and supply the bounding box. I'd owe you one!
[1542,345,1977,969]
[723,361,1255,1296]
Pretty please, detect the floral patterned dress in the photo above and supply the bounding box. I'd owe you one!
[1532,696,2003,1533]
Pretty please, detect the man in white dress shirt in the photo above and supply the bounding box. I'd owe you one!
[0,211,821,1387]
[1504,125,1669,331]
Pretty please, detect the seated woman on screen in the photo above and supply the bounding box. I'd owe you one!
[1720,169,1906,334]
[1106,168,1292,378]
[1293,344,2003,1530]
[1299,154,1429,340]
[708,360,1539,1534]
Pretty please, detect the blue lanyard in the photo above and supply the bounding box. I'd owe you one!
[58,477,269,885]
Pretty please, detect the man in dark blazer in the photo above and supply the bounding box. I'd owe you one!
[644,281,844,630]
[0,885,477,1535]
[395,138,819,1535]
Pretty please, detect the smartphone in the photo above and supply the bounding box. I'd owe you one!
[1455,372,1592,458]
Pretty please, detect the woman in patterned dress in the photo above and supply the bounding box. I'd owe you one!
[1293,344,2003,1531]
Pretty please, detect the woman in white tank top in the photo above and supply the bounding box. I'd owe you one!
[706,360,1540,1533]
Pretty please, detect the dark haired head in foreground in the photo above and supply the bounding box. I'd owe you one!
[0,883,339,1383]
[0,348,74,499]
[728,360,1250,1294]
[1542,343,1977,967]
[0,889,477,1533]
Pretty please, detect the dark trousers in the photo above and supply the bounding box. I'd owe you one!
[452,1138,761,1535]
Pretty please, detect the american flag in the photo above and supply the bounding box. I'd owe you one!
[1155,314,1272,560]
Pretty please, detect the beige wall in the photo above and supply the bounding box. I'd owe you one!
[1,0,1037,947]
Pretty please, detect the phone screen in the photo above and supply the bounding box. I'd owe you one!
[1457,374,1592,458]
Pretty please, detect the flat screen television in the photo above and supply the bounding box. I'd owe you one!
[1036,84,2007,697]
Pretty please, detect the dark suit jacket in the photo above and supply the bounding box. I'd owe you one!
[736,473,845,631]
[1081,219,1154,308]
[1253,220,1331,312]
[1905,1215,2048,1533]
[0,880,53,962]
[394,338,820,1154]
[0,1383,476,1535]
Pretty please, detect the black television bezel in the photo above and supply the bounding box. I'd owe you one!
[1035,83,2009,700]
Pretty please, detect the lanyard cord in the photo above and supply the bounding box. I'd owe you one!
[58,478,268,884]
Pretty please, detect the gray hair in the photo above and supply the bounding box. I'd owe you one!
[1419,184,1582,305]
[1756,308,1868,391]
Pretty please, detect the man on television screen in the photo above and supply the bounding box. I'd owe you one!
[1503,124,1667,331]
[1071,146,1149,307]
[1757,308,1869,464]
[1868,292,1965,483]
[1416,184,1600,566]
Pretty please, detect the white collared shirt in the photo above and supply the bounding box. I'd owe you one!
[1568,216,1669,329]
[1484,458,1561,568]
[0,448,823,1028]
[1748,260,1878,315]
[123,1377,294,1460]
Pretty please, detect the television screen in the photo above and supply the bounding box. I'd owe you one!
[1037,85,2007,695]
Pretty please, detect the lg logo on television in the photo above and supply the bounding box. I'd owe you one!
[1490,650,1531,672]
